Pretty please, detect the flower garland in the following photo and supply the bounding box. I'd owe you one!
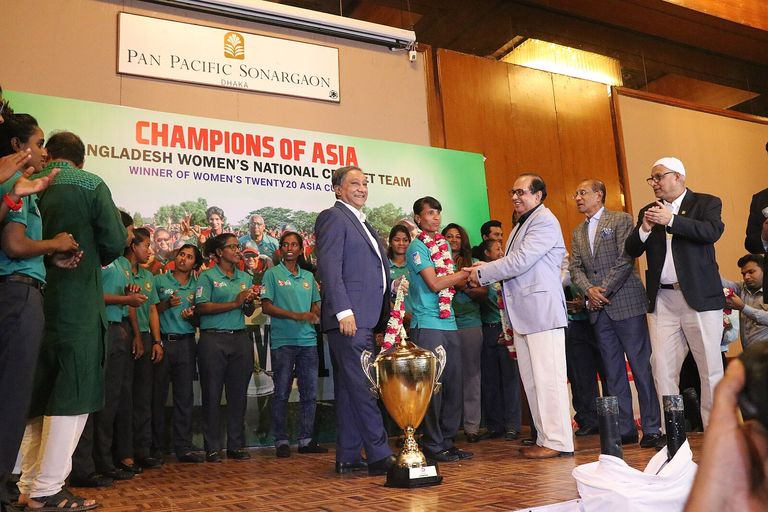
[418,231,455,319]
[382,277,408,350]
[495,283,516,360]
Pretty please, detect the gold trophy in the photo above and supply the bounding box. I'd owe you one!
[361,336,446,488]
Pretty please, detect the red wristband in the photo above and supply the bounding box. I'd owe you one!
[2,193,23,211]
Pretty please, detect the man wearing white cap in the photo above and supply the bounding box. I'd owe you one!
[625,157,725,429]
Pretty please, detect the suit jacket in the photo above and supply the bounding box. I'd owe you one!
[314,201,390,332]
[744,187,768,301]
[569,209,647,322]
[625,189,725,313]
[477,204,567,335]
[745,187,768,254]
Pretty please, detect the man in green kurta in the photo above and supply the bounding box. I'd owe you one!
[20,131,127,509]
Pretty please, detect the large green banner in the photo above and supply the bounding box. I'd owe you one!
[7,91,488,254]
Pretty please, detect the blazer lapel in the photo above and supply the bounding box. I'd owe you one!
[677,188,695,218]
[591,212,609,258]
[335,201,379,255]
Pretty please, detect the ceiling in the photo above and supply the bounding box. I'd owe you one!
[269,0,768,117]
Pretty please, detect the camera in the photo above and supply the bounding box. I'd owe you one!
[738,342,768,431]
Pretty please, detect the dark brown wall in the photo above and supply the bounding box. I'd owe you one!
[432,49,624,247]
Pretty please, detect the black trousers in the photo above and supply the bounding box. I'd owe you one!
[197,330,253,452]
[0,283,44,504]
[411,328,462,453]
[480,322,522,433]
[152,334,197,455]
[72,320,133,476]
[565,319,606,430]
[132,333,154,459]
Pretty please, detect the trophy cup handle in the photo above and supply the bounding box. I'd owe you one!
[433,345,447,395]
[360,349,379,398]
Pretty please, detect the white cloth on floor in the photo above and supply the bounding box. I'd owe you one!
[572,440,697,512]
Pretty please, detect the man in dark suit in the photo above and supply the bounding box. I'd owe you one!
[626,157,725,429]
[569,179,661,448]
[314,166,395,476]
[744,166,768,303]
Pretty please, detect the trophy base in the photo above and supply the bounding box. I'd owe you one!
[384,464,443,488]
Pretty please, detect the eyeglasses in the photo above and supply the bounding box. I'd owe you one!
[572,189,592,199]
[646,171,677,184]
[509,189,530,198]
[223,243,240,251]
[155,237,170,243]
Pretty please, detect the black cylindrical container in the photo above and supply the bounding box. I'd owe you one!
[597,396,623,458]
[663,394,687,459]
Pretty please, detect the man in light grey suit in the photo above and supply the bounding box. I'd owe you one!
[569,179,663,449]
[467,173,573,459]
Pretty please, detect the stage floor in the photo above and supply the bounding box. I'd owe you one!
[72,428,703,511]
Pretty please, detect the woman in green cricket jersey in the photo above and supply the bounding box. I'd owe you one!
[119,228,163,473]
[442,222,487,443]
[195,233,258,462]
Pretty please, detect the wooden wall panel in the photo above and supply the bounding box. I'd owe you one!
[506,64,563,224]
[437,50,517,243]
[434,49,623,250]
[552,75,624,242]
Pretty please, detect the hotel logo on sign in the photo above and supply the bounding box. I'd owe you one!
[118,13,341,102]
[224,32,245,60]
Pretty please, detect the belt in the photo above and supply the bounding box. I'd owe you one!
[202,329,245,335]
[659,283,681,290]
[164,333,196,342]
[0,274,45,291]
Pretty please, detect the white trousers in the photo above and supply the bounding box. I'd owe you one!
[647,289,724,429]
[513,328,574,452]
[18,414,88,498]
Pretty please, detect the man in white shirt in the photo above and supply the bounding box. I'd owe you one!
[625,157,725,429]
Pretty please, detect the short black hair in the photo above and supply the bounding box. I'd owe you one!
[119,210,134,227]
[519,173,547,201]
[205,206,225,222]
[177,243,203,270]
[738,254,764,268]
[480,238,502,262]
[331,166,363,188]
[480,220,502,238]
[46,131,85,167]
[0,113,40,157]
[413,196,441,216]
[279,230,304,249]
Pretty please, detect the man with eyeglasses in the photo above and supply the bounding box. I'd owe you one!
[239,214,279,259]
[626,157,725,430]
[148,227,173,274]
[568,179,662,448]
[466,173,573,459]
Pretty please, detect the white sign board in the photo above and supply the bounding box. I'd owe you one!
[118,12,340,102]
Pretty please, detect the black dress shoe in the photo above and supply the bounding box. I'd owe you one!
[276,445,291,458]
[639,432,665,449]
[138,456,164,469]
[117,461,143,474]
[448,446,474,460]
[298,441,328,454]
[575,425,599,436]
[226,449,252,460]
[465,433,480,443]
[620,434,639,445]
[206,451,222,463]
[422,448,459,463]
[504,430,519,441]
[367,455,395,476]
[335,460,368,474]
[176,451,205,463]
[521,438,536,446]
[69,472,113,488]
[102,468,134,480]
